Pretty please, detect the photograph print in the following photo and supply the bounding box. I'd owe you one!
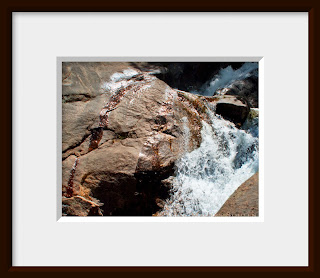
[62,61,259,217]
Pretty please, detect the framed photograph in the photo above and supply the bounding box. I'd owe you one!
[59,58,261,219]
[3,1,317,275]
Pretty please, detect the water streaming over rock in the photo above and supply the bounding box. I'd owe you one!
[160,106,259,216]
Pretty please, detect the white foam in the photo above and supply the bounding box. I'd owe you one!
[161,112,259,216]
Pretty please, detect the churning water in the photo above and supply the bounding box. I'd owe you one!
[161,108,259,216]
[198,62,258,96]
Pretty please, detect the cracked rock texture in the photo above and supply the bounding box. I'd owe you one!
[62,62,216,216]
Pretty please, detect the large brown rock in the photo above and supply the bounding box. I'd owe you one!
[62,63,209,216]
[215,172,259,217]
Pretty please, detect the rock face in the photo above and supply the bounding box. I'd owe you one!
[62,62,208,216]
[215,172,259,217]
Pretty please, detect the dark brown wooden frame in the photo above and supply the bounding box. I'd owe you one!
[1,0,318,276]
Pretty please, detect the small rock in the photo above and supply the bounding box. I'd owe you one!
[215,96,249,125]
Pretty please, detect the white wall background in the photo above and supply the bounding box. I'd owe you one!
[13,12,308,266]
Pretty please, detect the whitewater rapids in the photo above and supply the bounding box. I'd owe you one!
[160,109,259,216]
